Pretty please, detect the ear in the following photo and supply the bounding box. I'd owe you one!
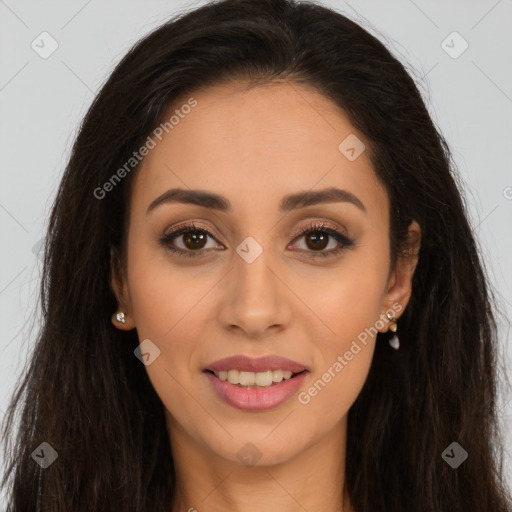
[380,220,421,324]
[110,246,136,330]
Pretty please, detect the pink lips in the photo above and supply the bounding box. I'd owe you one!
[203,354,310,411]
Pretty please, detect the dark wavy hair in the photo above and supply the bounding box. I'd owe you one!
[2,0,511,510]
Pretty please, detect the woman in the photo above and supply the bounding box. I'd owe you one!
[1,0,511,510]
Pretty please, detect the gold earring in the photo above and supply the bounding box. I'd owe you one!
[386,312,399,350]
[115,311,126,324]
[386,312,397,332]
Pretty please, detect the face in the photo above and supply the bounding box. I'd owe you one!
[111,80,419,467]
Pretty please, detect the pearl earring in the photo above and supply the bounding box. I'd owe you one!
[386,312,400,350]
[115,311,126,324]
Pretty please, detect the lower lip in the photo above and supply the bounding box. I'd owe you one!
[204,371,308,411]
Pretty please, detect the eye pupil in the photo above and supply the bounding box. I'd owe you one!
[183,230,207,250]
[306,231,329,250]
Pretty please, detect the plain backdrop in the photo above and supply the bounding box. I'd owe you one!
[1,0,511,505]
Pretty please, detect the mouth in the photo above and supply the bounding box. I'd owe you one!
[203,368,308,389]
[203,367,310,411]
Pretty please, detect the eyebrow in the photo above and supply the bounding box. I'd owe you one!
[146,186,366,215]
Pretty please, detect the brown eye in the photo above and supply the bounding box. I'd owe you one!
[159,223,223,257]
[304,231,330,251]
[181,230,208,250]
[160,221,354,259]
[291,222,354,258]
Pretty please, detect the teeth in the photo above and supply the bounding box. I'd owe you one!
[255,370,273,386]
[227,369,239,384]
[215,369,295,387]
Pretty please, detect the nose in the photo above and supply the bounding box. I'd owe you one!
[218,243,292,339]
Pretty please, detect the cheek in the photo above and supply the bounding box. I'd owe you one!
[126,273,204,434]
[296,345,374,436]
[294,247,389,419]
[298,248,390,342]
[127,238,210,339]
[296,281,381,428]
[125,245,220,411]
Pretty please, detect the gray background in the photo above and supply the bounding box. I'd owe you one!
[1,0,511,504]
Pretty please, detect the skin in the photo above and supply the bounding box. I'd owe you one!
[111,80,421,512]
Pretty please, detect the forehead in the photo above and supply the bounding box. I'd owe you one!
[130,80,388,218]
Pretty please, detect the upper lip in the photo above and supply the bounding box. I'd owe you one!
[205,355,309,374]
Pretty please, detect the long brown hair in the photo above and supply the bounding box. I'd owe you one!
[2,0,511,510]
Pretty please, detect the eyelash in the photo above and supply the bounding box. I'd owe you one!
[159,221,354,259]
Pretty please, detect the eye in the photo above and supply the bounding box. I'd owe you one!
[289,222,354,258]
[159,222,223,258]
[159,221,354,259]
